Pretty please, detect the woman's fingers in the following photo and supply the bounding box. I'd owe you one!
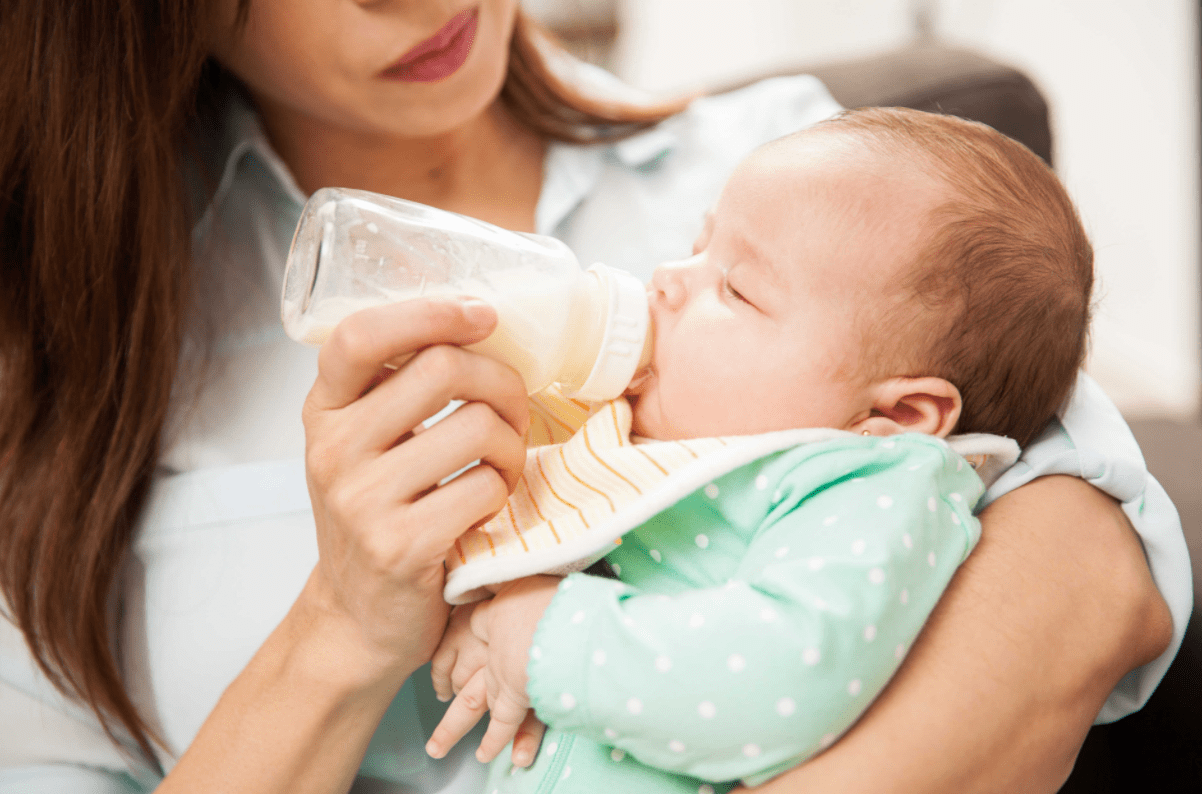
[307,297,497,412]
[380,399,529,497]
[403,464,515,561]
[344,343,530,454]
[426,669,489,760]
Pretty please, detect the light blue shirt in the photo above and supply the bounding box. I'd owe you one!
[0,72,1190,792]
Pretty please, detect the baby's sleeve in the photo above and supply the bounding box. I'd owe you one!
[525,436,983,785]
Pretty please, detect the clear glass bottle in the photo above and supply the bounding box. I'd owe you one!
[281,187,652,401]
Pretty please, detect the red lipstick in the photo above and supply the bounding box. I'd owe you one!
[381,8,479,83]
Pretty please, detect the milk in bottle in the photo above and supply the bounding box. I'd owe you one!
[281,188,652,401]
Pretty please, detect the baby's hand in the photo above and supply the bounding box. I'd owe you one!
[430,602,488,703]
[425,576,561,765]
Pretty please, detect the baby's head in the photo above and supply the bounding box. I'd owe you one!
[627,107,1091,446]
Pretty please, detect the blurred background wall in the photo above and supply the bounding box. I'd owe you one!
[527,0,1202,421]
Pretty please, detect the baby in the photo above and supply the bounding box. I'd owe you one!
[425,107,1092,793]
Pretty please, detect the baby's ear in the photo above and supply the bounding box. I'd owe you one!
[852,377,962,438]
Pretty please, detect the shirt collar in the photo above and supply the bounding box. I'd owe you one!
[191,89,306,241]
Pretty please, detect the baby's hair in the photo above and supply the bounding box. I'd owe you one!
[818,107,1093,446]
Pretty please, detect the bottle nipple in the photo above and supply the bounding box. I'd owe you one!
[568,264,653,402]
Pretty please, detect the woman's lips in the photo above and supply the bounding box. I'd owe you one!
[381,8,479,83]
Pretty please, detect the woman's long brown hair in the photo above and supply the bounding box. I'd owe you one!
[0,1,686,763]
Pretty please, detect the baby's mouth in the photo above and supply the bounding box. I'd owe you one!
[624,365,654,395]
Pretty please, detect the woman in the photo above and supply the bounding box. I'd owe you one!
[0,0,1185,792]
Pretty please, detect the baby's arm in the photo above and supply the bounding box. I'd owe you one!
[526,437,983,784]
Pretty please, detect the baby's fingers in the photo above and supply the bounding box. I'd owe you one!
[510,710,547,768]
[426,670,488,759]
[429,641,458,703]
[476,694,533,764]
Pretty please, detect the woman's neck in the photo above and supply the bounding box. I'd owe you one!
[256,99,546,233]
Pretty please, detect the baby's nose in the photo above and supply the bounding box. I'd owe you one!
[650,259,696,311]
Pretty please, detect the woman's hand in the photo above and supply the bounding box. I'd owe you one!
[299,296,531,683]
[740,475,1172,794]
[426,576,559,766]
[160,297,531,794]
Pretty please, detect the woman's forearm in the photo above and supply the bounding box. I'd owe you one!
[744,475,1172,793]
[156,571,420,794]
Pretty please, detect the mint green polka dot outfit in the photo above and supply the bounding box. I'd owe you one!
[486,433,984,793]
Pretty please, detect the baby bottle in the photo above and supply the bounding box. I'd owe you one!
[281,187,652,401]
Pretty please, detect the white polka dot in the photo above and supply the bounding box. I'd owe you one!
[808,556,825,570]
[560,693,576,709]
[611,563,621,576]
[546,741,558,755]
[851,539,867,555]
[803,647,821,665]
[689,612,705,628]
[695,534,710,549]
[851,477,865,483]
[698,701,716,718]
[743,743,762,758]
[655,655,673,672]
[902,533,913,549]
[649,549,662,563]
[760,607,777,622]
[704,483,720,499]
[864,625,877,641]
[895,643,906,660]
[530,646,542,660]
[868,567,886,584]
[950,492,963,502]
[561,766,572,781]
[908,464,922,471]
[593,650,607,665]
[775,546,789,559]
[772,489,782,501]
[669,739,686,752]
[819,733,837,749]
[927,496,938,512]
[570,610,585,624]
[900,588,909,605]
[755,475,769,490]
[928,551,937,567]
[727,654,746,672]
[950,512,961,525]
[956,457,964,471]
[366,222,379,233]
[626,697,643,714]
[561,578,574,589]
[509,766,519,776]
[813,597,829,610]
[877,494,894,509]
[610,748,625,762]
[776,697,796,717]
[699,786,716,794]
[848,679,862,696]
[604,728,618,740]
[623,616,636,627]
[823,515,838,526]
[881,439,896,449]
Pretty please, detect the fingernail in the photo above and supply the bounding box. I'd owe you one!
[426,740,442,758]
[459,297,492,325]
[512,749,531,767]
[436,693,451,703]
